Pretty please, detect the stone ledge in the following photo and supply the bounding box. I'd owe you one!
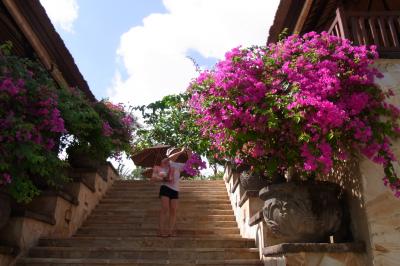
[230,178,240,193]
[249,210,263,226]
[0,245,19,256]
[98,162,118,182]
[70,169,96,192]
[225,172,232,183]
[263,242,366,256]
[104,162,119,178]
[239,190,259,207]
[11,209,56,225]
[42,190,79,206]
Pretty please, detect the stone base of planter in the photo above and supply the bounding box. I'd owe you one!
[260,181,344,243]
[224,163,368,266]
[263,242,366,266]
[239,171,270,192]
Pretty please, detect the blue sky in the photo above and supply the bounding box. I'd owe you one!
[40,0,279,106]
[40,0,279,172]
[47,0,168,99]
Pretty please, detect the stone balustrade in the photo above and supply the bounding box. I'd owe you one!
[0,162,119,265]
[223,165,368,266]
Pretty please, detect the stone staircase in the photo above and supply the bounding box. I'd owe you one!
[17,180,262,265]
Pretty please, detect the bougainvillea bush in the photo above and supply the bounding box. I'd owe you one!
[58,86,104,163]
[0,43,68,202]
[189,32,400,197]
[0,42,138,203]
[94,100,138,162]
[183,153,207,177]
[59,88,138,165]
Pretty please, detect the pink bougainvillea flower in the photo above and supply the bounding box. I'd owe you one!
[188,31,400,197]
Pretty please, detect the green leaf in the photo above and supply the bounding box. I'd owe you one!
[299,132,310,143]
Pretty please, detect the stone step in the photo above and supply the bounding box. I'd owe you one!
[38,236,255,249]
[110,186,227,190]
[85,214,236,222]
[110,183,226,187]
[107,188,227,191]
[109,186,226,190]
[105,193,229,199]
[105,191,228,196]
[113,181,225,185]
[76,227,240,237]
[99,199,231,204]
[104,193,228,197]
[18,258,262,265]
[94,204,232,211]
[114,179,225,186]
[74,233,241,239]
[17,179,262,266]
[96,201,231,206]
[29,247,259,260]
[108,185,227,189]
[97,199,232,205]
[83,220,238,227]
[115,179,225,182]
[90,209,234,216]
[102,196,229,201]
[120,188,228,191]
[106,189,228,195]
[80,223,238,230]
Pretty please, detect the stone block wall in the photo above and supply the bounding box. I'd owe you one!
[360,59,400,266]
[321,59,400,265]
[0,163,118,265]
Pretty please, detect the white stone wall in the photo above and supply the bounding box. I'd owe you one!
[358,59,400,266]
[223,60,400,265]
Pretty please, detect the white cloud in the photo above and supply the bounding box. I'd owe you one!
[108,0,280,106]
[40,0,79,33]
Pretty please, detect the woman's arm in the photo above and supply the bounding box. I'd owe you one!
[151,166,164,182]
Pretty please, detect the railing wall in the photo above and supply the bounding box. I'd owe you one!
[328,8,400,58]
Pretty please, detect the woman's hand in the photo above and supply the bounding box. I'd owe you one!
[151,166,164,182]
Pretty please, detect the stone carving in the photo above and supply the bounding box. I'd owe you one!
[259,181,343,243]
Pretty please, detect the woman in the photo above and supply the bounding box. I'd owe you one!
[152,147,189,237]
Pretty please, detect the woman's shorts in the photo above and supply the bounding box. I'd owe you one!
[159,185,179,199]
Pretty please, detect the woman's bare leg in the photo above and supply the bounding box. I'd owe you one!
[169,199,178,236]
[159,196,170,236]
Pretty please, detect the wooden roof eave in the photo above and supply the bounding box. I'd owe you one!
[267,0,307,44]
[2,0,96,102]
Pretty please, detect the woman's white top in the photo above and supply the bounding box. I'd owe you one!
[162,161,185,192]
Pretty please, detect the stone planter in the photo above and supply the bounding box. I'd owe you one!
[0,190,11,229]
[239,171,270,192]
[259,181,343,243]
[68,148,102,170]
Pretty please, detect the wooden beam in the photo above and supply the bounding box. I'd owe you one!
[2,0,68,89]
[293,0,314,33]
